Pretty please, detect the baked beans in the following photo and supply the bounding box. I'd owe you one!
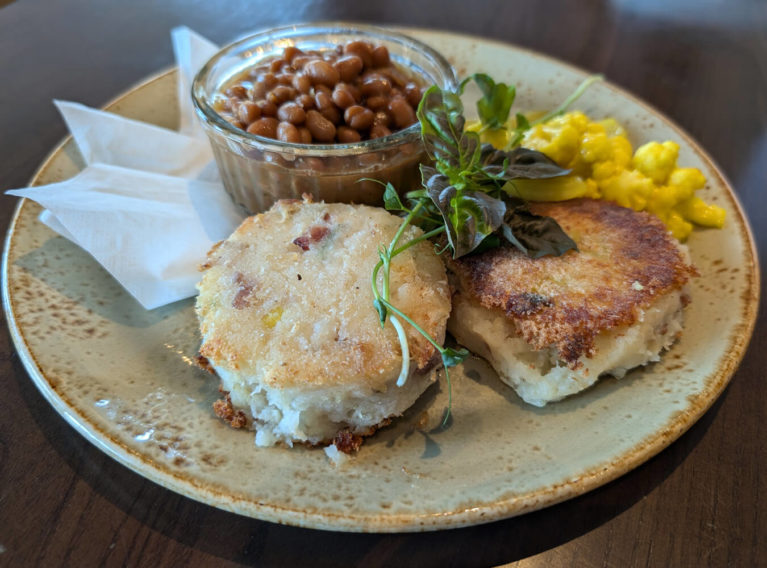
[213,40,425,144]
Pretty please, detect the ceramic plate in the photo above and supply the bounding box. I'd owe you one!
[2,29,759,532]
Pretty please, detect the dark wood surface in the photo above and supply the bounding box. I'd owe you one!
[1,1,765,566]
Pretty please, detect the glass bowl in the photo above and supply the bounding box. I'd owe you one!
[192,23,457,214]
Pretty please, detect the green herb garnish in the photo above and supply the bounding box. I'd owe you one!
[372,75,597,423]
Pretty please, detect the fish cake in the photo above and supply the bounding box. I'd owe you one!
[447,198,697,406]
[196,199,451,449]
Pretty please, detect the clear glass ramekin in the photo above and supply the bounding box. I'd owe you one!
[192,23,457,214]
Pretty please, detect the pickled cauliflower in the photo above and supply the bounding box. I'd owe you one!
[469,111,725,240]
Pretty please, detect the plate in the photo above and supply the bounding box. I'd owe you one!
[2,29,759,532]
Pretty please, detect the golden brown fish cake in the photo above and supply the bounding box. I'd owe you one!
[197,200,448,390]
[448,198,697,368]
[196,199,451,448]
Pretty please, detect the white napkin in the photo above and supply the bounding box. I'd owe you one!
[5,27,246,310]
[172,27,219,139]
[53,100,214,178]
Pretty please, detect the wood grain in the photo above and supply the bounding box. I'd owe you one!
[1,1,765,566]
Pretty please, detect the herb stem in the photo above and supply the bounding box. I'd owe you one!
[504,75,603,150]
[530,75,603,129]
[371,200,428,389]
[391,226,445,256]
[390,201,425,253]
[389,315,410,387]
[371,206,440,306]
[378,298,444,353]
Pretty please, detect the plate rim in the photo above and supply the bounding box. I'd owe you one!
[2,30,761,532]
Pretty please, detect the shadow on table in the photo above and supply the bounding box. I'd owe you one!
[16,351,723,568]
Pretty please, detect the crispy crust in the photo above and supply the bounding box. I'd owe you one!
[448,199,697,367]
[213,392,248,429]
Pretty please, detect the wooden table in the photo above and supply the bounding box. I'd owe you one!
[1,1,764,566]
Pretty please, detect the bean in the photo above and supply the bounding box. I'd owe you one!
[277,73,294,85]
[277,102,306,124]
[269,58,285,72]
[366,95,388,111]
[221,113,244,130]
[249,81,267,100]
[295,93,315,110]
[344,105,374,130]
[371,45,390,67]
[333,55,363,82]
[298,127,313,144]
[283,46,303,63]
[218,97,235,111]
[291,55,312,69]
[346,83,362,101]
[304,59,340,87]
[225,85,248,99]
[373,111,391,127]
[292,73,311,93]
[337,126,362,144]
[261,73,278,88]
[256,100,278,117]
[247,117,279,138]
[267,85,296,105]
[381,65,408,88]
[277,121,301,143]
[237,101,261,124]
[305,110,336,142]
[320,105,341,125]
[360,74,391,97]
[369,124,392,139]
[388,96,417,129]
[331,84,357,109]
[344,41,374,68]
[314,90,335,111]
[404,82,422,107]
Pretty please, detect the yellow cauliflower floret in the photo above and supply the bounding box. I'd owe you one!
[668,167,706,201]
[646,185,679,216]
[610,135,633,168]
[599,169,653,211]
[580,129,613,164]
[633,141,679,184]
[677,197,726,228]
[524,123,581,167]
[598,118,627,138]
[664,211,694,241]
[592,160,622,181]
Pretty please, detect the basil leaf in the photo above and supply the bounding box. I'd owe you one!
[480,145,571,180]
[405,188,430,201]
[423,166,506,258]
[472,73,516,129]
[417,86,480,178]
[472,233,501,255]
[501,208,578,258]
[515,112,530,131]
[382,182,408,212]
[373,298,388,324]
[442,346,469,367]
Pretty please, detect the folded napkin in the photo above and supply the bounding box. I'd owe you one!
[6,27,245,309]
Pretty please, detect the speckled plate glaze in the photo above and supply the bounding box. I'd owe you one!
[3,29,759,532]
